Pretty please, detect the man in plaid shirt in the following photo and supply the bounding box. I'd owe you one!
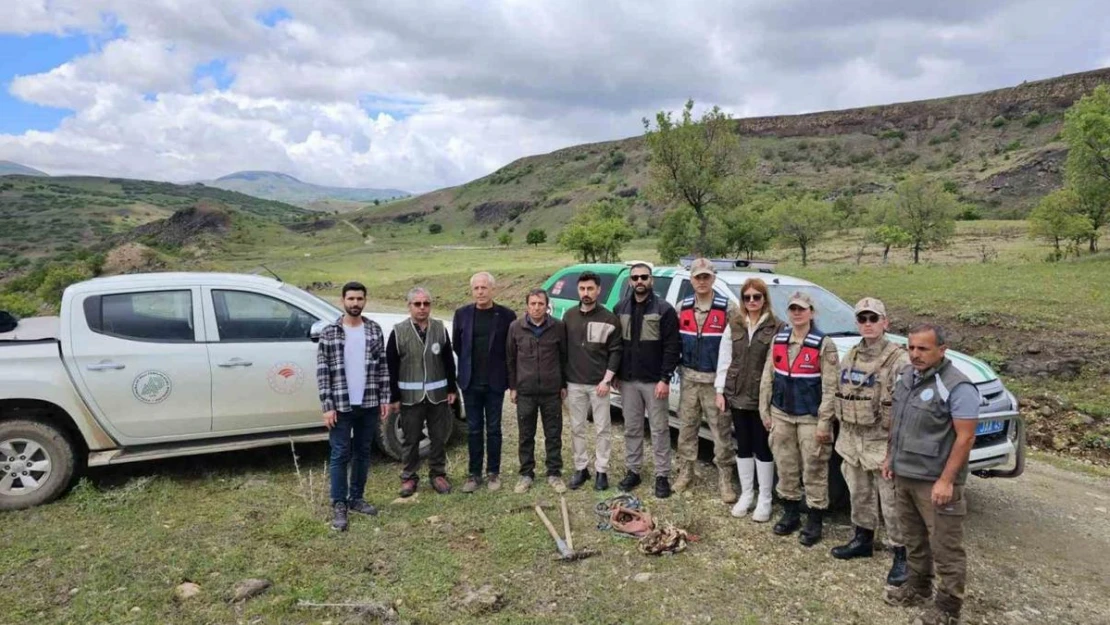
[316,281,390,532]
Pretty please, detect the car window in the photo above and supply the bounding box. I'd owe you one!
[729,284,858,335]
[677,278,694,301]
[652,276,673,300]
[213,290,317,341]
[547,271,619,309]
[85,291,195,342]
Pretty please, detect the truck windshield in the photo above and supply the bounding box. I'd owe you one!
[728,283,859,336]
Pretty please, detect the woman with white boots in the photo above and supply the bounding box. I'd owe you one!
[715,278,783,522]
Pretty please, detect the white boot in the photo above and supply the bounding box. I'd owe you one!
[730,457,756,518]
[752,460,775,523]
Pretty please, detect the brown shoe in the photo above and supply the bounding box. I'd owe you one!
[718,469,738,504]
[432,476,452,494]
[486,474,502,491]
[461,476,481,493]
[883,577,933,608]
[672,463,695,493]
[399,478,418,498]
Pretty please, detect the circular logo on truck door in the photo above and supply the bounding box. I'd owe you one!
[267,362,304,394]
[133,370,172,404]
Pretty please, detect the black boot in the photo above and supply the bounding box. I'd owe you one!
[618,472,641,491]
[594,472,609,491]
[568,468,590,490]
[772,499,801,535]
[830,526,875,560]
[887,546,909,587]
[798,508,824,547]
[654,476,672,499]
[330,502,349,532]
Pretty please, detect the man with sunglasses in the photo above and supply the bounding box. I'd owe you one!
[614,263,681,498]
[387,286,458,497]
[830,298,911,587]
[674,258,741,503]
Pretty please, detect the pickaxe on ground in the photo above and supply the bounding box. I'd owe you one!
[535,496,596,562]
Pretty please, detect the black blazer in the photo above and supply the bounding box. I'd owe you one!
[452,303,517,392]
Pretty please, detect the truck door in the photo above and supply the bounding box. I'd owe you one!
[203,288,322,432]
[68,288,213,439]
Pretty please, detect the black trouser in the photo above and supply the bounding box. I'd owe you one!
[732,407,773,462]
[517,393,563,478]
[400,399,452,480]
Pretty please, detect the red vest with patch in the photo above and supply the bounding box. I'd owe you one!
[770,326,825,416]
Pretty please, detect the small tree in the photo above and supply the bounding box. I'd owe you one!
[832,193,862,232]
[526,228,547,246]
[498,232,512,247]
[890,176,959,264]
[36,263,93,309]
[869,224,912,264]
[428,223,443,234]
[1062,84,1110,251]
[1028,188,1094,259]
[773,198,834,266]
[557,199,635,262]
[643,99,748,254]
[721,201,775,259]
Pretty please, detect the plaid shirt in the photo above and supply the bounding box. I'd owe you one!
[316,316,389,413]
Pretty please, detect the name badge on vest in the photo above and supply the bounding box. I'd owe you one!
[919,388,935,401]
[431,342,442,355]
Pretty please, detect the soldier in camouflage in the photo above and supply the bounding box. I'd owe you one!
[829,298,911,587]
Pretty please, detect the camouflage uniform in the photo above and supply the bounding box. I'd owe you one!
[759,331,839,510]
[834,338,910,542]
[675,299,740,493]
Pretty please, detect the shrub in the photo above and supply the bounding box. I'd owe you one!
[1024,111,1044,128]
[991,115,1007,128]
[428,223,443,234]
[879,129,906,140]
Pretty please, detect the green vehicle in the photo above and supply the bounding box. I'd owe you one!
[542,259,1025,506]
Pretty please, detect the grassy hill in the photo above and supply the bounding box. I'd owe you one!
[204,171,410,208]
[351,67,1110,238]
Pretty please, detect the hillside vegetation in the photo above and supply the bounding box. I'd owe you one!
[353,68,1110,238]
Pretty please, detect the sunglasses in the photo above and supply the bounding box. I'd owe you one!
[787,304,810,312]
[742,293,764,302]
[856,313,881,324]
[411,301,431,308]
[630,274,651,282]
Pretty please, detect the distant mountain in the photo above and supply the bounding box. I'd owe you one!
[0,161,48,177]
[204,170,410,208]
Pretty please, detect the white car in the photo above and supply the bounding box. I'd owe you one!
[0,272,462,510]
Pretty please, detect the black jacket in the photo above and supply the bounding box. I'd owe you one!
[452,303,517,392]
[614,292,681,383]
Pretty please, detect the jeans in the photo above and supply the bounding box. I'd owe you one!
[329,406,379,504]
[463,385,504,477]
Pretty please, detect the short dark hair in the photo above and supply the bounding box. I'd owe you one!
[341,281,367,298]
[526,288,549,305]
[908,323,947,346]
[578,271,600,287]
[629,263,652,275]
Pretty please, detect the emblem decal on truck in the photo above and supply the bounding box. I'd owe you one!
[266,362,304,394]
[132,370,172,404]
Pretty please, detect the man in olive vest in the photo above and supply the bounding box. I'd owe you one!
[387,286,458,497]
[830,298,911,587]
[882,324,979,625]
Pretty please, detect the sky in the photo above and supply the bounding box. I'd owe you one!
[1,1,1109,193]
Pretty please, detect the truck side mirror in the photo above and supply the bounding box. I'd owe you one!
[309,319,329,343]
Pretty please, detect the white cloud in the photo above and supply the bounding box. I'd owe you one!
[1,0,1109,192]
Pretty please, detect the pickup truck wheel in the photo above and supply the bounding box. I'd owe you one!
[377,409,452,462]
[0,420,76,511]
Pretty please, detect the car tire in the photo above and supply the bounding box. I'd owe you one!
[377,407,453,461]
[0,419,77,511]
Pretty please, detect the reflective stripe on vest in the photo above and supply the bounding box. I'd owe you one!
[678,294,728,373]
[394,319,449,405]
[770,325,825,416]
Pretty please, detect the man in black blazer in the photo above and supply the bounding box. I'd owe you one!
[453,271,517,492]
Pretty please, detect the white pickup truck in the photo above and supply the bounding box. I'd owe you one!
[0,272,462,510]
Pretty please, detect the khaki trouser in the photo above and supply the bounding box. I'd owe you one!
[567,382,611,473]
[769,414,831,509]
[843,462,902,544]
[677,376,734,469]
[620,380,671,478]
[895,476,968,608]
[837,422,901,543]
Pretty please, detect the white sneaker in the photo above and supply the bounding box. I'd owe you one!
[514,476,533,494]
[547,475,567,494]
[731,457,755,518]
